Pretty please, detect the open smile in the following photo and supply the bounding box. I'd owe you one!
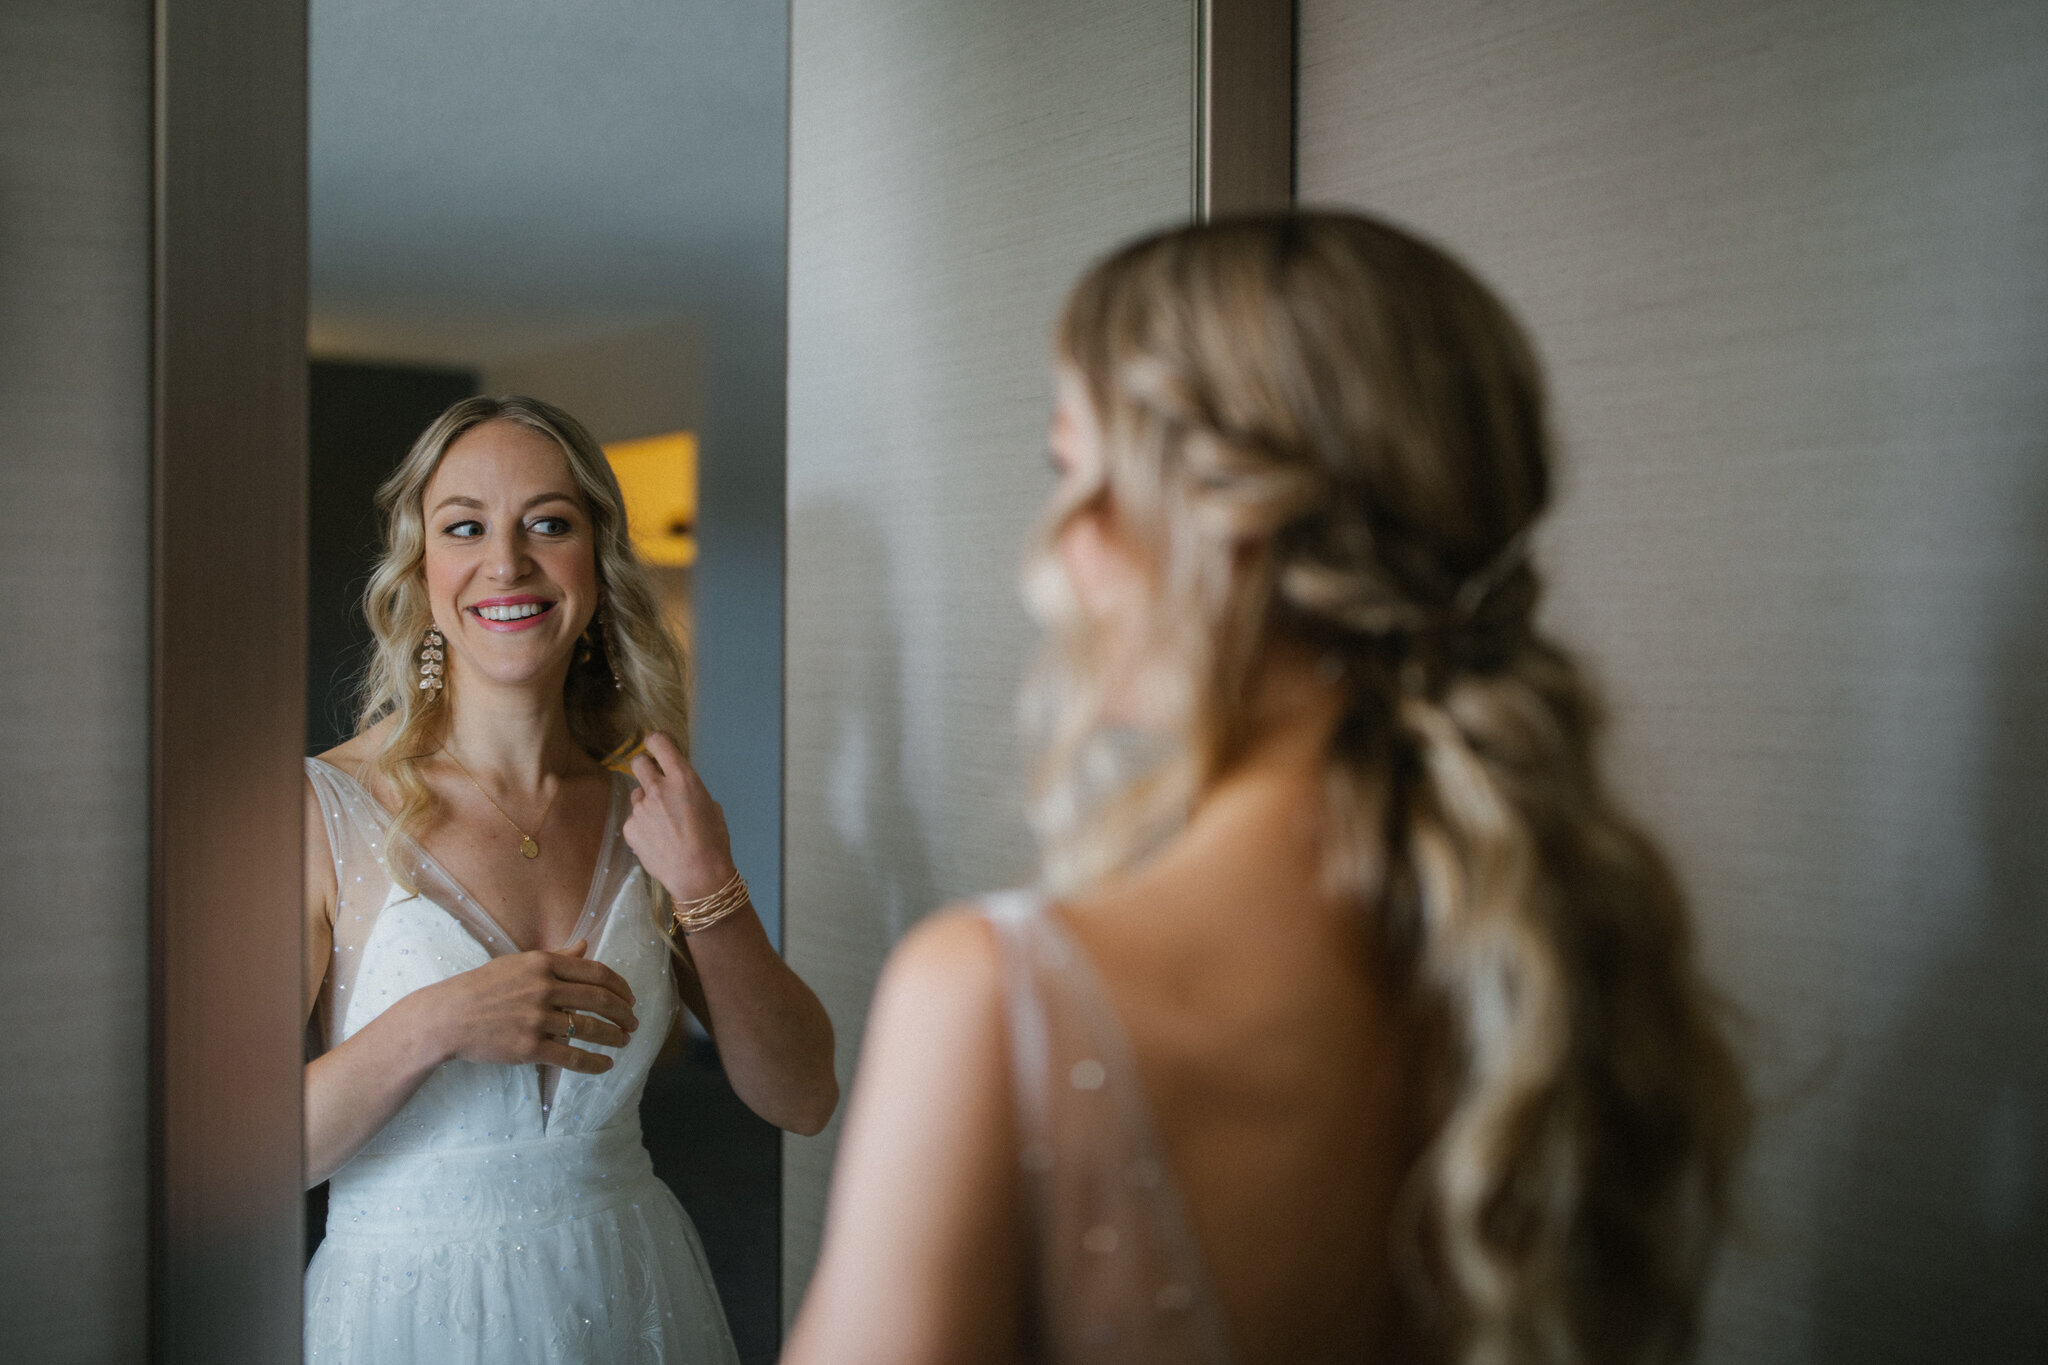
[467,596,558,632]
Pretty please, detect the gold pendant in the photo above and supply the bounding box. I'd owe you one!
[520,836,540,859]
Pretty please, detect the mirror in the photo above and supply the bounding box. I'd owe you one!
[305,2,788,1360]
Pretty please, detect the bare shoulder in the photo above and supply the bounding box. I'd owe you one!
[879,903,1004,1004]
[849,906,1014,1161]
[862,904,1010,1076]
[786,901,1026,1363]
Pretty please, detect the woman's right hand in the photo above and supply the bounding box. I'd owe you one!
[412,939,640,1074]
[305,939,639,1186]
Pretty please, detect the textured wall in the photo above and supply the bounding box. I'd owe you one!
[782,0,1198,1315]
[0,2,152,1357]
[1298,2,2048,1360]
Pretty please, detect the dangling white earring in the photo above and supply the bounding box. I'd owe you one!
[418,623,445,691]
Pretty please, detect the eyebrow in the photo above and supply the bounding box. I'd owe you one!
[428,491,582,517]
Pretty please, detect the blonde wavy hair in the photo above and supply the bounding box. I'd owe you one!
[353,394,692,888]
[1028,214,1747,1365]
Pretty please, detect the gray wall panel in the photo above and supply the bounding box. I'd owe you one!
[1298,2,2048,1359]
[783,0,1197,1316]
[0,2,153,1357]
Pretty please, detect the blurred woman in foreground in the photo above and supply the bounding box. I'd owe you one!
[788,213,1747,1365]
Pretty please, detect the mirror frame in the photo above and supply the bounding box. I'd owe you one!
[151,0,307,1357]
[144,0,1289,1356]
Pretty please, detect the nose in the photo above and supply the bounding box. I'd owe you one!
[483,522,532,582]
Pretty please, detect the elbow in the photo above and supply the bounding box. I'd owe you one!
[743,1005,839,1135]
[785,1069,840,1137]
[787,1010,839,1136]
[738,1052,839,1136]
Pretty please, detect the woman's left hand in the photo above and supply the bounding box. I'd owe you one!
[619,729,841,1137]
[622,731,738,903]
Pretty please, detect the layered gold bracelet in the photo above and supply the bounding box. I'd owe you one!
[671,868,750,935]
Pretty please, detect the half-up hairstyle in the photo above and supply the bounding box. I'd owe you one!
[354,394,692,887]
[1027,213,1747,1365]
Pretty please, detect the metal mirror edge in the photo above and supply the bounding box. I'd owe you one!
[1200,0,1296,218]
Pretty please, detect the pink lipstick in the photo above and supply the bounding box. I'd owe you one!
[466,595,558,633]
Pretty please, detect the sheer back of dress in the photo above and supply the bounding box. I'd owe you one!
[983,891,1237,1365]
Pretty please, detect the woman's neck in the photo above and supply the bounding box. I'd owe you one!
[1233,647,1345,769]
[1176,648,1348,849]
[442,678,582,789]
[1076,647,1361,945]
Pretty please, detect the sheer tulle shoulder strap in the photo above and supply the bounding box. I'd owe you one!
[981,891,1054,1166]
[305,756,410,1051]
[977,891,1236,1364]
[305,757,392,879]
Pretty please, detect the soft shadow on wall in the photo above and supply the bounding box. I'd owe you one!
[1810,470,2048,1363]
[779,499,944,1283]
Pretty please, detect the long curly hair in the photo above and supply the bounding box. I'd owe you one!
[352,394,692,887]
[1027,213,1748,1365]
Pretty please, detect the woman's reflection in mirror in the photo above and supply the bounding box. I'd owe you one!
[788,214,1748,1365]
[301,395,836,1363]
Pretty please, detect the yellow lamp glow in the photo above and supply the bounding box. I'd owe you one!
[602,431,697,567]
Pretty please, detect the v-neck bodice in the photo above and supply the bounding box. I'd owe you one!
[305,756,677,1137]
[302,758,738,1364]
[308,755,625,960]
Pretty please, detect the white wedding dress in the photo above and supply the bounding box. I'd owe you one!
[302,757,739,1365]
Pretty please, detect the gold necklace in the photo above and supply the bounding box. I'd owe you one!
[443,749,560,860]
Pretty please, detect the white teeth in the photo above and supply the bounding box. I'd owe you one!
[476,602,549,622]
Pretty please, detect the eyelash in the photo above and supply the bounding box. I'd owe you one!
[441,516,573,539]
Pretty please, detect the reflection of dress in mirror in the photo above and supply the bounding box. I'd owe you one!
[302,396,836,1363]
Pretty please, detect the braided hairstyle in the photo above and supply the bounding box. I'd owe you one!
[1025,213,1747,1365]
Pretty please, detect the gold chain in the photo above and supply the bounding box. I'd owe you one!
[443,749,560,860]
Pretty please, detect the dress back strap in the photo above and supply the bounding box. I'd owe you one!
[979,893,1236,1365]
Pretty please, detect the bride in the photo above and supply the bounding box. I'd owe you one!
[301,394,836,1363]
[789,214,1745,1363]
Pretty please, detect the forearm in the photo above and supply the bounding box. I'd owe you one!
[683,904,838,1134]
[304,991,449,1186]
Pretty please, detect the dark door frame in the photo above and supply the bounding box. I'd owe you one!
[151,0,307,1357]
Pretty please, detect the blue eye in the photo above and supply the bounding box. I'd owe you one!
[445,519,484,539]
[530,516,572,536]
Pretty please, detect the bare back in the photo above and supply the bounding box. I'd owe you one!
[787,735,1422,1365]
[1048,761,1417,1363]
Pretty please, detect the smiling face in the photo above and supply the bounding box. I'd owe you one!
[419,418,600,695]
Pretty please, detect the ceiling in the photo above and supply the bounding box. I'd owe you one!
[309,0,786,366]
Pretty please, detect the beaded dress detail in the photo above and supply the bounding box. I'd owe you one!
[303,758,738,1365]
[982,892,1237,1364]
